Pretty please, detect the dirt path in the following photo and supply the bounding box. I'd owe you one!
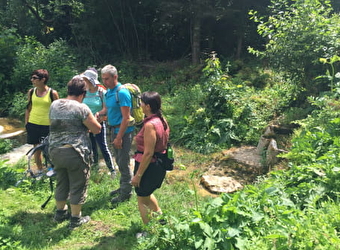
[0,144,32,165]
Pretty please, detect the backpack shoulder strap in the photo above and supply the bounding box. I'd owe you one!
[30,88,35,97]
[115,85,125,104]
[49,88,55,102]
[98,87,105,104]
[26,88,35,109]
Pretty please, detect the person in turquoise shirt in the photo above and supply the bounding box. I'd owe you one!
[100,64,134,204]
[82,68,115,177]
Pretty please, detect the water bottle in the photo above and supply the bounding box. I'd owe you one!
[167,143,173,159]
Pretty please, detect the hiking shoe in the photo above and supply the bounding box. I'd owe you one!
[109,188,120,196]
[46,168,56,177]
[110,170,117,179]
[136,231,148,239]
[111,195,131,205]
[54,209,70,223]
[69,215,91,229]
[159,219,167,225]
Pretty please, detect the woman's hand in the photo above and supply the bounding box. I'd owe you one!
[95,112,104,123]
[131,175,141,187]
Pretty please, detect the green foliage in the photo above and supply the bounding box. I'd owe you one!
[7,92,27,119]
[319,55,340,95]
[12,37,77,92]
[0,27,21,115]
[0,235,22,250]
[249,0,340,95]
[0,140,13,154]
[169,54,299,153]
[4,37,77,117]
[0,162,18,190]
[140,100,340,248]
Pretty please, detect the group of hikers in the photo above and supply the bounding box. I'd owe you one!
[25,65,170,234]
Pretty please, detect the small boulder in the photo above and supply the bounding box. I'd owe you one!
[200,175,243,194]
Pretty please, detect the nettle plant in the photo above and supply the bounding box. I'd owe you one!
[281,94,340,204]
[177,54,242,153]
[319,55,340,97]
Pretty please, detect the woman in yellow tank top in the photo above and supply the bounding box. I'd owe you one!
[25,69,59,175]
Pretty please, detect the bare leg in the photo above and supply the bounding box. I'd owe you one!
[137,194,162,224]
[70,204,82,217]
[33,146,43,171]
[56,200,67,210]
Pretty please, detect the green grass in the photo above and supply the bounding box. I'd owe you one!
[0,147,212,250]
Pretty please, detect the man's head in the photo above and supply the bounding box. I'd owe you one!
[101,64,118,89]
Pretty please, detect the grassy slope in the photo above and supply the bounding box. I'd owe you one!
[0,147,213,250]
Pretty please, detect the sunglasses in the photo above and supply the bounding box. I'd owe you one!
[31,76,41,80]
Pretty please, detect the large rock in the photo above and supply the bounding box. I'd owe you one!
[0,144,32,165]
[230,146,262,168]
[200,175,243,193]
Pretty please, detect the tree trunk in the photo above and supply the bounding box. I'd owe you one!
[236,35,243,59]
[191,15,201,65]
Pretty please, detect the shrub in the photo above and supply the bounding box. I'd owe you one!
[0,139,13,154]
[169,54,299,153]
[6,37,77,119]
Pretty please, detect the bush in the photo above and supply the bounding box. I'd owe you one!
[5,37,78,119]
[0,139,13,154]
[7,92,27,119]
[168,55,299,153]
[249,0,340,96]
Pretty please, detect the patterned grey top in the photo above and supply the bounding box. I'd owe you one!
[49,99,92,164]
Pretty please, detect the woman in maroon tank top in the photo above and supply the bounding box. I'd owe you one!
[132,91,170,227]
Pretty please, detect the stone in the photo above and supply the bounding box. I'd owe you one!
[266,139,287,168]
[200,175,243,194]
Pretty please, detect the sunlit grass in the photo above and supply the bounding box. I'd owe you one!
[0,149,212,250]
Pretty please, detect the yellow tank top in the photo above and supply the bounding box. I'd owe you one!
[28,88,52,126]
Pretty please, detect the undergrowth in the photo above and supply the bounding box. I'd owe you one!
[160,54,302,154]
[135,94,340,249]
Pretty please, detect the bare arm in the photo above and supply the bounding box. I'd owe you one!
[83,112,102,134]
[25,89,33,125]
[95,103,107,123]
[113,106,130,149]
[52,90,59,100]
[131,122,156,187]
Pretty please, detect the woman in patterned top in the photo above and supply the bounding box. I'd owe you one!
[49,75,101,229]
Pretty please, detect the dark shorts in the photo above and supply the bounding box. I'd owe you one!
[26,122,49,144]
[134,161,166,197]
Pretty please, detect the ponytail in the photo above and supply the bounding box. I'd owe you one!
[156,110,167,131]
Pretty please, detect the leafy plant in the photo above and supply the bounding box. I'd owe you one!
[0,162,17,189]
[0,139,13,154]
[169,54,298,153]
[249,0,340,97]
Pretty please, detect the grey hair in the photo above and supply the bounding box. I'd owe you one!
[101,64,118,76]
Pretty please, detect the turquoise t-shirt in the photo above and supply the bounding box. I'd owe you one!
[106,83,134,134]
[82,87,106,114]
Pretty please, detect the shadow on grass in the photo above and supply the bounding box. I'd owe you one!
[83,226,142,250]
[2,210,71,249]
